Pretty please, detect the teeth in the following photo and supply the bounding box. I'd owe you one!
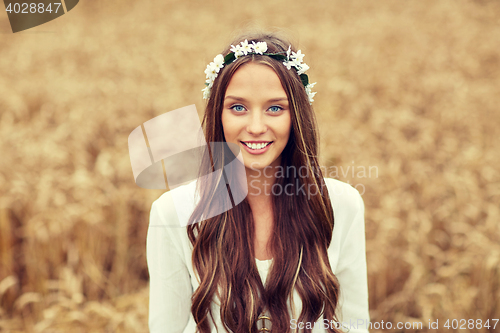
[245,142,269,150]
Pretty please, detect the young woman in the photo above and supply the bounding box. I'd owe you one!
[147,32,370,333]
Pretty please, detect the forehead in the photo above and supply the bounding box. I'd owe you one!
[225,62,288,99]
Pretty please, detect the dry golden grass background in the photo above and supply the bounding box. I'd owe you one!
[0,0,499,332]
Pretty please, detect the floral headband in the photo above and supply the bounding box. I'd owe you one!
[202,40,317,104]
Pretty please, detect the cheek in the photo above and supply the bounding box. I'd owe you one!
[282,115,292,142]
[221,111,236,141]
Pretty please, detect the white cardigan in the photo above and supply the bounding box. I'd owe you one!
[147,178,370,333]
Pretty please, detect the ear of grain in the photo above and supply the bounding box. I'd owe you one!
[0,207,18,315]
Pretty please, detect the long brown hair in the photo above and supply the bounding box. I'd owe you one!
[187,32,342,333]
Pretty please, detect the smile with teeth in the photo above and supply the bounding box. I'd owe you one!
[242,142,272,150]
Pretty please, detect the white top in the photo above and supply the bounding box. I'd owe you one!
[147,178,370,333]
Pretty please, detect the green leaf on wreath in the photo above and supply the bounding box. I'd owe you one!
[300,74,309,86]
[224,53,236,65]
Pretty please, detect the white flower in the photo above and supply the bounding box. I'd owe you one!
[205,78,213,88]
[283,60,294,70]
[252,41,267,54]
[286,45,291,59]
[204,63,217,80]
[306,82,316,91]
[308,91,317,104]
[292,57,303,68]
[291,50,305,63]
[250,42,257,53]
[240,39,251,55]
[204,56,224,79]
[202,86,211,100]
[213,54,224,71]
[305,82,316,95]
[305,82,317,104]
[230,44,244,58]
[297,63,310,75]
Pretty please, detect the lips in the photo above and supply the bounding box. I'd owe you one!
[241,141,272,150]
[240,141,273,155]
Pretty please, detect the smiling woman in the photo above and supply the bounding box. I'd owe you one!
[147,32,370,333]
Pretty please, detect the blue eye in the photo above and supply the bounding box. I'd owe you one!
[268,106,282,113]
[231,105,245,112]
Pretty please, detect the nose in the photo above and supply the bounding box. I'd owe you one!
[246,111,267,136]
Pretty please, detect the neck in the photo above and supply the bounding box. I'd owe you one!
[245,164,280,203]
[245,165,277,261]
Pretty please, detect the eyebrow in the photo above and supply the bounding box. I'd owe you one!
[225,96,289,103]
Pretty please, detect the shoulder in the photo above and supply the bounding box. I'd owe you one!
[148,181,198,263]
[323,177,364,218]
[150,180,198,228]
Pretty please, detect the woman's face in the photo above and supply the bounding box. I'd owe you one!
[222,62,291,172]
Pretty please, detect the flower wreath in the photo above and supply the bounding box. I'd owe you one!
[202,40,317,104]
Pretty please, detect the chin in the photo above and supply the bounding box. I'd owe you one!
[245,162,265,170]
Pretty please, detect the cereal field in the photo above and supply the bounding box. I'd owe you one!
[0,0,499,332]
